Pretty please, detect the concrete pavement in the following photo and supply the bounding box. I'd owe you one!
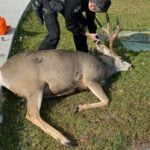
[0,0,31,67]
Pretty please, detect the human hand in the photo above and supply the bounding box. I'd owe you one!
[85,32,99,42]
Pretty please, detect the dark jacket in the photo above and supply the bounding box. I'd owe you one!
[49,0,97,34]
[37,0,97,51]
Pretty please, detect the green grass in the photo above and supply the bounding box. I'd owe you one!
[0,0,150,149]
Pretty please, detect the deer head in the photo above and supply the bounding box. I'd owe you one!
[95,13,132,72]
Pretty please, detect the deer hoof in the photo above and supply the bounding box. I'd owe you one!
[0,113,3,124]
[64,141,74,147]
[74,106,80,113]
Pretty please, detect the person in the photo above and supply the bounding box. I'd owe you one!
[33,0,111,52]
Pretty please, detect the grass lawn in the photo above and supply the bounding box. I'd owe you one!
[0,0,150,149]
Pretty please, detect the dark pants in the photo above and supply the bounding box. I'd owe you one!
[38,0,60,50]
[38,0,88,52]
[73,34,88,52]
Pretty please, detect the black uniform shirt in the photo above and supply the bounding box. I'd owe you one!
[63,0,97,35]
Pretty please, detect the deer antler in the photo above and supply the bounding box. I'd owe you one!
[95,13,122,56]
[102,12,121,51]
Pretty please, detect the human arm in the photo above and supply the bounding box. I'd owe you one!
[85,10,99,42]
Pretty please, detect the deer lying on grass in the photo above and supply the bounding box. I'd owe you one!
[0,13,132,146]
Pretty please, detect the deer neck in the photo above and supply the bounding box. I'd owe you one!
[99,55,117,79]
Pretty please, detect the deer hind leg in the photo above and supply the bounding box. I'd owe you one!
[76,81,109,112]
[25,88,72,146]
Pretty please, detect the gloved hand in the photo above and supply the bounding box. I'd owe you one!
[32,0,44,25]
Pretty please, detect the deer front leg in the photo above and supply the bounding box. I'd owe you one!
[76,81,109,112]
[25,89,72,146]
[0,87,5,124]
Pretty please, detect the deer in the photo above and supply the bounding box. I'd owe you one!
[0,13,132,146]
